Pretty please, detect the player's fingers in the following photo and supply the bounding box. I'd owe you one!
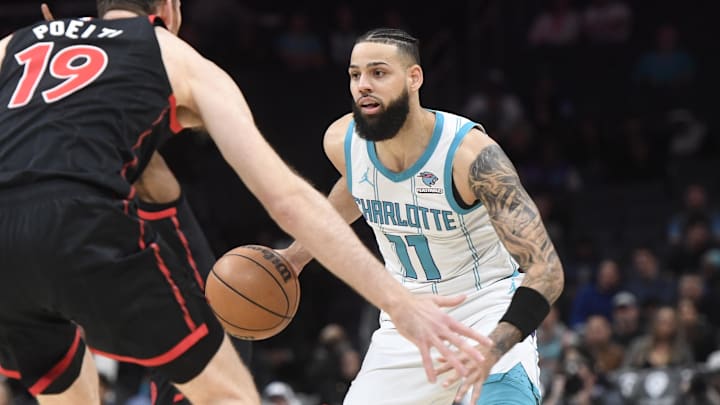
[470,382,483,404]
[433,337,468,378]
[443,366,466,387]
[454,376,476,402]
[431,294,466,307]
[40,3,54,21]
[436,355,452,367]
[441,330,485,366]
[418,344,437,383]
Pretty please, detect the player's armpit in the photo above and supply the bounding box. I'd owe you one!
[466,143,564,305]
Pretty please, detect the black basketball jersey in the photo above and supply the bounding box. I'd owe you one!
[0,16,181,198]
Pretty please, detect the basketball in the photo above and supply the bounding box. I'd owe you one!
[205,245,300,340]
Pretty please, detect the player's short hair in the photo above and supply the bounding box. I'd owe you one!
[355,28,421,65]
[96,0,170,16]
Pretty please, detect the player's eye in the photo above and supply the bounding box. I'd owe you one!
[349,71,360,80]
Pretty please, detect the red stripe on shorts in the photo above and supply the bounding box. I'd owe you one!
[170,216,205,290]
[168,95,183,134]
[90,324,208,367]
[150,380,158,404]
[0,364,21,379]
[151,242,197,331]
[28,328,82,395]
[137,207,177,221]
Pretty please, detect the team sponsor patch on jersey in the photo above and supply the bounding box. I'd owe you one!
[416,171,442,194]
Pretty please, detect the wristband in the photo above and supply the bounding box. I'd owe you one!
[499,286,550,340]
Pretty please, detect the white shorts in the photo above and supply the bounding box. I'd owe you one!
[344,276,542,405]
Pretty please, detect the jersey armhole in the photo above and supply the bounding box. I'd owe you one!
[444,121,483,214]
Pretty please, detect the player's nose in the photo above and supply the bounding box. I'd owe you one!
[357,73,373,93]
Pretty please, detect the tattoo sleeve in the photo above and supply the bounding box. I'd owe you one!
[469,144,564,356]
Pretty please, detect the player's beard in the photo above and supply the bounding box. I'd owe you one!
[352,88,410,142]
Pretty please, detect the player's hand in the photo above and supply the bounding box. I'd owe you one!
[274,246,310,277]
[436,341,500,403]
[40,3,55,21]
[390,294,493,384]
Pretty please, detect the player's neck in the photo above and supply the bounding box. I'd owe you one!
[374,108,435,173]
[103,10,142,20]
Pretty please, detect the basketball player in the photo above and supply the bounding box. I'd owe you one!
[0,9,255,405]
[280,28,565,404]
[0,2,492,404]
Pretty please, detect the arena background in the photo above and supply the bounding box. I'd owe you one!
[1,1,718,404]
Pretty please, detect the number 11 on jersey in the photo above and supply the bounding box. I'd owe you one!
[385,234,441,280]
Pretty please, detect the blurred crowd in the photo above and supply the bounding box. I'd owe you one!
[1,0,718,404]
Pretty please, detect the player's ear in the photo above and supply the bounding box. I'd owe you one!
[155,0,174,28]
[408,64,423,92]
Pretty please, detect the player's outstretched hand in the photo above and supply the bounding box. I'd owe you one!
[436,340,500,403]
[390,294,493,384]
[40,3,55,21]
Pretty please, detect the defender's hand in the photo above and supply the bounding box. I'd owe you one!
[437,343,501,403]
[389,294,493,384]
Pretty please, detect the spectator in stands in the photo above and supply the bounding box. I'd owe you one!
[327,4,357,66]
[544,345,624,405]
[677,298,717,363]
[611,291,644,347]
[633,24,695,90]
[625,247,676,309]
[306,324,360,405]
[668,183,720,246]
[570,259,622,329]
[668,216,718,274]
[273,11,326,71]
[624,306,694,369]
[632,23,696,111]
[582,315,624,374]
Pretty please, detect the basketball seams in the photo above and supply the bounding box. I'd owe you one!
[222,252,296,309]
[208,268,292,320]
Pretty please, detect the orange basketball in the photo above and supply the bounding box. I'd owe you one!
[205,245,300,340]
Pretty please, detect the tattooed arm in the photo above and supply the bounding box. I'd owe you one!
[453,128,564,360]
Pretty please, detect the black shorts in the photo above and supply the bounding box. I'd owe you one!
[137,195,253,405]
[0,181,225,395]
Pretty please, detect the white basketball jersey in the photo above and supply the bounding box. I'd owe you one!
[345,110,520,296]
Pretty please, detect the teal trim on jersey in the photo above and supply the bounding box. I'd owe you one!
[366,112,444,182]
[444,121,484,214]
[477,363,541,405]
[344,121,356,194]
[373,166,384,234]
